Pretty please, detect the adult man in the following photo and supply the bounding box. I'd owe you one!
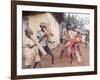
[37,23,54,64]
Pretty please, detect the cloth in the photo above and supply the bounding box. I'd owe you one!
[37,30,52,54]
[43,45,52,54]
[64,35,80,48]
[23,36,40,66]
[68,30,77,39]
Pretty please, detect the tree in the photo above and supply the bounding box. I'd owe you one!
[64,13,89,31]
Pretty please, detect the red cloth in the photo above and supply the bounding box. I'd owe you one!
[64,35,80,48]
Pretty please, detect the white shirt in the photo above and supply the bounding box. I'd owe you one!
[37,30,48,47]
[23,36,40,66]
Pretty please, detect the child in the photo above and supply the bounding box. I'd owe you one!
[37,23,55,64]
[64,31,81,64]
[23,27,41,68]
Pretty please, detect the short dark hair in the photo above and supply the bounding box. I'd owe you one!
[40,23,47,29]
[25,27,33,35]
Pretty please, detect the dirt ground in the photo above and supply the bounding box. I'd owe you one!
[34,43,89,68]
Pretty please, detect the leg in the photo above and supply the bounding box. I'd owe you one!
[66,47,71,64]
[59,48,65,60]
[83,42,87,47]
[70,53,73,64]
[67,47,74,64]
[33,52,42,68]
[70,48,76,64]
[38,50,42,58]
[49,52,54,64]
[77,45,81,56]
[38,61,42,68]
[44,45,54,64]
[85,42,87,47]
[33,62,38,68]
[33,61,42,68]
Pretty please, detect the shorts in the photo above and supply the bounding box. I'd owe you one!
[43,45,52,54]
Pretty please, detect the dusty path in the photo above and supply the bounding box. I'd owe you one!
[36,43,89,68]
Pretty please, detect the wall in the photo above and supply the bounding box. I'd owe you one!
[27,13,60,48]
[0,0,99,80]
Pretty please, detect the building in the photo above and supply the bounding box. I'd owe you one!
[22,11,64,49]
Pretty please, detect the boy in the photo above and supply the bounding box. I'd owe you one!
[37,23,54,64]
[23,27,41,68]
